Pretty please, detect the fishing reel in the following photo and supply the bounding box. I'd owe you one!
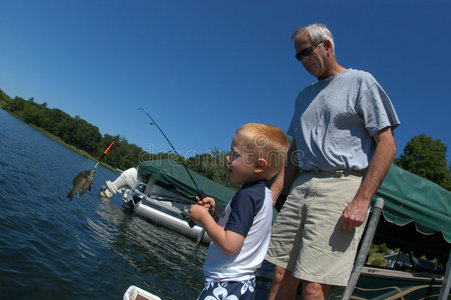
[180,190,220,228]
[180,208,195,227]
[180,190,207,228]
[180,206,218,228]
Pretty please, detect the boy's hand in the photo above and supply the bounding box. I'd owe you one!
[189,204,210,224]
[195,196,216,212]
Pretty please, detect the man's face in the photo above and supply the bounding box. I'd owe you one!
[294,31,328,79]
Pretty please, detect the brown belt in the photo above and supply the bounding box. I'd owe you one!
[304,168,367,177]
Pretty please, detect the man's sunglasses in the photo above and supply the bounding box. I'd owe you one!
[295,41,324,61]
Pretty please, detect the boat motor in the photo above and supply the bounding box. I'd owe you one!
[100,167,138,198]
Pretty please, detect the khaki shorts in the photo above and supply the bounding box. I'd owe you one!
[265,172,368,287]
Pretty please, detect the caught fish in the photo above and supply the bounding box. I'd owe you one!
[67,169,95,200]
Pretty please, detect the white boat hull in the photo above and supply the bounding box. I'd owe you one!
[134,198,211,244]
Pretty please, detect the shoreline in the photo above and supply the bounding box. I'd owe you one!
[2,108,117,173]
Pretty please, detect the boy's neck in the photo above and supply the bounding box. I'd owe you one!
[241,175,269,185]
[241,179,267,187]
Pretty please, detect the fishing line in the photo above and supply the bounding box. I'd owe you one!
[138,107,203,195]
[90,140,115,186]
[139,107,214,227]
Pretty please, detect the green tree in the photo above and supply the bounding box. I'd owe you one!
[6,96,26,113]
[0,89,11,108]
[99,135,145,171]
[395,134,451,190]
[71,116,102,154]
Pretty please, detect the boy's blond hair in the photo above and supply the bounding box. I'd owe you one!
[235,123,289,179]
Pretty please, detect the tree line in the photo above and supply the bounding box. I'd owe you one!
[0,88,449,190]
[0,89,239,190]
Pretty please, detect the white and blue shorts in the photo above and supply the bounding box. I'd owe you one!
[197,277,256,300]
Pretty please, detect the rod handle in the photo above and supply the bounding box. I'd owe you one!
[197,190,207,202]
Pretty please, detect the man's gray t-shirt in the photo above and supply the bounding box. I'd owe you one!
[288,69,400,171]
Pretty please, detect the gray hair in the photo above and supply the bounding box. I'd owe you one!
[291,23,335,54]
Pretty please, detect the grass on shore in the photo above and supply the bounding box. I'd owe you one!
[28,123,118,173]
[0,107,118,173]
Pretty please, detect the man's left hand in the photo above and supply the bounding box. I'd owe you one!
[339,198,369,231]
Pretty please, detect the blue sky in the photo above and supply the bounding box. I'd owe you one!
[1,0,450,162]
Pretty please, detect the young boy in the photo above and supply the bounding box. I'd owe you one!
[190,123,289,300]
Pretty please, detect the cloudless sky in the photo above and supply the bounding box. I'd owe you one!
[1,0,450,163]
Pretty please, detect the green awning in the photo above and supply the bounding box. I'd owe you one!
[373,164,451,243]
[372,164,451,260]
[137,159,235,209]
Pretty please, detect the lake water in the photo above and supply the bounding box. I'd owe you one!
[0,108,208,299]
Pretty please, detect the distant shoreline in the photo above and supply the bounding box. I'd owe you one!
[2,108,117,173]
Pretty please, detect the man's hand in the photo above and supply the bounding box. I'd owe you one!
[339,127,396,231]
[339,197,369,231]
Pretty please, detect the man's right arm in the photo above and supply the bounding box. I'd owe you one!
[270,140,300,207]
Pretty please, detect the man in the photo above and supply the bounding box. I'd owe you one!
[265,23,400,300]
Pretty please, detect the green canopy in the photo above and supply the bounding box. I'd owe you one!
[137,159,235,209]
[372,164,451,259]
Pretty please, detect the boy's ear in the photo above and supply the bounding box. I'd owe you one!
[254,158,268,174]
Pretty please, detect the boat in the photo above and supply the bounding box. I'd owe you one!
[255,261,448,299]
[123,285,161,300]
[100,159,235,245]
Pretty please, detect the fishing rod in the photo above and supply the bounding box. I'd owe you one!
[139,107,214,227]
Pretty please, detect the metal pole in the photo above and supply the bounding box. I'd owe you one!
[342,197,385,300]
[438,248,451,300]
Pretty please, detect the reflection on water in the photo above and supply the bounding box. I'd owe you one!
[0,109,207,299]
